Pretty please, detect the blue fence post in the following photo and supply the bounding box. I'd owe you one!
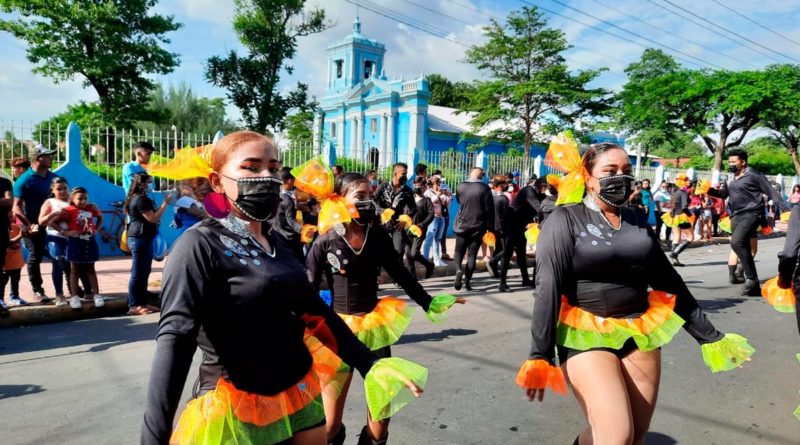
[64,122,82,166]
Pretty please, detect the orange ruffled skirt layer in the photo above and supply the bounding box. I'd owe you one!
[339,297,415,351]
[556,290,686,352]
[170,332,348,445]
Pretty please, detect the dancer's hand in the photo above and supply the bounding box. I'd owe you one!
[403,379,424,398]
[455,297,467,304]
[526,388,545,402]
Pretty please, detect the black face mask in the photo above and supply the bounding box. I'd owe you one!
[596,174,635,208]
[397,175,408,186]
[353,199,375,224]
[728,164,740,174]
[223,175,283,221]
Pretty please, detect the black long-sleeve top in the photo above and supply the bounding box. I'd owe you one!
[306,224,434,315]
[670,188,690,217]
[492,192,511,235]
[510,185,541,227]
[539,195,557,224]
[453,180,495,235]
[529,200,724,363]
[413,195,435,232]
[142,217,377,444]
[708,168,787,217]
[777,206,800,335]
[270,191,302,242]
[374,182,417,228]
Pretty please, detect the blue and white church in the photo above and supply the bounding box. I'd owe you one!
[312,17,627,169]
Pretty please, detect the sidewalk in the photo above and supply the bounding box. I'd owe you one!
[0,231,782,328]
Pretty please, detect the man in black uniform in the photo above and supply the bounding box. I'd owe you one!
[374,162,416,258]
[269,167,304,261]
[708,149,787,296]
[453,167,495,291]
[501,177,541,289]
[487,175,513,291]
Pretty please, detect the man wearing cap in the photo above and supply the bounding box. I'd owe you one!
[123,141,155,194]
[13,144,59,302]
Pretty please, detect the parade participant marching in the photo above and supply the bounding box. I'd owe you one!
[374,163,417,260]
[142,133,427,445]
[704,149,788,295]
[299,164,463,445]
[503,177,541,289]
[487,175,514,292]
[406,176,435,278]
[517,136,754,445]
[665,173,695,267]
[452,167,495,291]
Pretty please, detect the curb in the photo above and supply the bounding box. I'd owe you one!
[0,295,130,328]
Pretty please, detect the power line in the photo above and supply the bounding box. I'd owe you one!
[659,0,800,64]
[441,0,496,20]
[591,0,758,69]
[643,0,780,63]
[343,0,477,47]
[536,0,725,69]
[398,0,475,27]
[519,1,711,70]
[709,0,800,50]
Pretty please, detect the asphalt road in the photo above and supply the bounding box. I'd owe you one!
[1,239,799,445]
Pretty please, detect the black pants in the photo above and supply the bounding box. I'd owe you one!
[1,269,21,298]
[712,213,720,236]
[493,228,530,283]
[441,215,450,255]
[23,229,47,294]
[405,233,433,275]
[391,229,410,259]
[730,212,761,281]
[655,211,671,241]
[454,231,484,283]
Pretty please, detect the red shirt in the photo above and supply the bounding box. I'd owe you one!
[63,205,101,233]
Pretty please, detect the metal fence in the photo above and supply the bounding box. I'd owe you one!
[0,119,215,189]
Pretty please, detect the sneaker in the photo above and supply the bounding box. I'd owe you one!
[434,260,447,267]
[93,295,105,308]
[55,296,68,307]
[9,296,27,306]
[34,291,53,304]
[69,296,82,310]
[0,300,8,317]
[454,271,464,291]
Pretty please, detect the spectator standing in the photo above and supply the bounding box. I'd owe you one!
[374,162,416,258]
[13,144,57,303]
[641,179,656,226]
[10,157,30,180]
[710,187,725,236]
[406,176,435,278]
[125,173,172,315]
[452,167,495,291]
[414,163,428,183]
[653,181,673,242]
[39,177,74,304]
[2,218,26,306]
[333,165,345,180]
[123,142,155,194]
[431,170,453,260]
[269,167,304,262]
[172,179,209,234]
[790,184,800,205]
[367,169,379,192]
[423,176,448,267]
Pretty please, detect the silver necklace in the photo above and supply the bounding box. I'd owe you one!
[219,214,276,257]
[341,226,369,255]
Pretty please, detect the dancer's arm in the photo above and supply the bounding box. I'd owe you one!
[376,226,433,311]
[778,206,800,288]
[529,207,575,363]
[142,230,214,444]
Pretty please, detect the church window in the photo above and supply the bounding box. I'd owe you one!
[370,118,377,133]
[331,122,337,137]
[335,60,343,78]
[364,60,373,79]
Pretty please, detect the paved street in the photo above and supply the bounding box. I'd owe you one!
[1,238,799,444]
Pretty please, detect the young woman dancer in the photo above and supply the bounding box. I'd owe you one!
[517,136,754,445]
[142,132,426,445]
[301,166,463,445]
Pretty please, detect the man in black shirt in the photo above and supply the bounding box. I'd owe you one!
[452,167,495,291]
[374,163,416,258]
[707,149,787,295]
[269,167,304,261]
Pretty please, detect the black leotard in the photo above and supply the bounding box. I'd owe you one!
[306,224,433,314]
[142,217,377,444]
[529,199,723,363]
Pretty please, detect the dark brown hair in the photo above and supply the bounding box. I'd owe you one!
[581,142,626,175]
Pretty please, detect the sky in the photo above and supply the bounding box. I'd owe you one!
[2,0,800,134]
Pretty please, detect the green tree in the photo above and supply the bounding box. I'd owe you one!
[0,0,181,127]
[206,0,328,133]
[137,82,240,139]
[759,64,800,175]
[33,102,109,137]
[285,109,314,146]
[743,136,795,175]
[461,6,609,170]
[426,74,476,109]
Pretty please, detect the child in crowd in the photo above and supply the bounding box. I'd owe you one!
[2,214,27,306]
[54,187,106,309]
[39,177,73,305]
[172,179,209,234]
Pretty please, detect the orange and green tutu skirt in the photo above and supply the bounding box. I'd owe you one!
[556,290,685,352]
[661,212,695,229]
[170,333,348,444]
[761,276,796,313]
[339,297,415,351]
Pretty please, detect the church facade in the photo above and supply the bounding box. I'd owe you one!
[312,18,626,170]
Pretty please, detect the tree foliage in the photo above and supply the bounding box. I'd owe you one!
[0,0,181,127]
[206,0,328,133]
[137,83,240,137]
[426,74,476,109]
[758,64,800,175]
[285,109,315,146]
[461,6,609,163]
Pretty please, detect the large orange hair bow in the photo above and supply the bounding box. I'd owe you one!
[291,158,358,235]
[148,144,214,180]
[544,132,585,206]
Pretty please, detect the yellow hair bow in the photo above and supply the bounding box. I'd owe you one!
[292,158,359,235]
[544,132,585,206]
